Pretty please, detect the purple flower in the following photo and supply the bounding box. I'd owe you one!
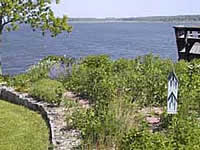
[48,61,72,79]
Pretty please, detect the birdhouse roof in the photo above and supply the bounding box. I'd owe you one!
[168,71,178,82]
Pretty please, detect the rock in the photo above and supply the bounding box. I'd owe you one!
[146,117,160,124]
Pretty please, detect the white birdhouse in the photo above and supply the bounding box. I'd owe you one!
[167,72,178,114]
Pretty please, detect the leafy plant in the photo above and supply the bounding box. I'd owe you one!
[65,54,174,107]
[62,54,200,149]
[29,79,65,104]
[69,106,122,149]
[7,60,50,92]
[5,54,200,149]
[120,114,200,150]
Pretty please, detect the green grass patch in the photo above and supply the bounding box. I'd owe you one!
[0,100,49,150]
[29,79,65,105]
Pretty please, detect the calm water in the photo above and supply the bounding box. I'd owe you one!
[0,23,178,74]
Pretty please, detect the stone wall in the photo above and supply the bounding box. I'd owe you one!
[0,86,80,150]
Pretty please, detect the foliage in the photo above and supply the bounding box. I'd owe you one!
[169,116,200,149]
[0,74,5,83]
[120,128,169,150]
[69,106,121,149]
[65,54,173,107]
[4,54,200,149]
[120,115,200,150]
[62,55,200,149]
[7,57,53,92]
[41,55,75,65]
[65,55,115,106]
[68,96,145,149]
[7,73,33,92]
[0,0,72,36]
[0,100,49,150]
[29,79,65,104]
[6,55,74,92]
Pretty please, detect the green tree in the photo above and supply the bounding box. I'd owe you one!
[0,0,72,74]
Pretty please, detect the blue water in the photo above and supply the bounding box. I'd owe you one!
[0,23,178,74]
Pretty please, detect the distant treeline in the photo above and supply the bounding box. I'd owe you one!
[69,15,200,22]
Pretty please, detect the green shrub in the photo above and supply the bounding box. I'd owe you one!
[65,55,115,105]
[7,73,32,92]
[7,71,48,93]
[0,75,4,83]
[120,116,200,150]
[41,55,75,65]
[65,54,174,107]
[120,128,169,150]
[63,54,200,149]
[6,55,75,92]
[29,79,65,104]
[81,55,111,69]
[7,58,51,92]
[69,106,121,148]
[122,55,173,106]
[168,116,200,149]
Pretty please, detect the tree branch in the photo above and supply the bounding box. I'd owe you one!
[0,15,3,34]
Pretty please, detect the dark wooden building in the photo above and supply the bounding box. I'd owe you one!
[173,26,200,61]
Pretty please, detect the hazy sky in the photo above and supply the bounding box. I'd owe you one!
[51,0,200,18]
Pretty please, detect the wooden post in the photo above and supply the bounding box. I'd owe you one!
[184,29,189,61]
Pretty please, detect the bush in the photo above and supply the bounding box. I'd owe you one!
[29,79,65,104]
[7,68,49,92]
[65,55,115,105]
[65,54,173,107]
[120,116,200,150]
[69,106,121,148]
[120,127,168,150]
[7,55,75,92]
[0,75,5,83]
[63,54,200,149]
[168,116,200,149]
[7,57,52,92]
[41,55,75,65]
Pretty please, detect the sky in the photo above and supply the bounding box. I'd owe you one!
[51,0,200,18]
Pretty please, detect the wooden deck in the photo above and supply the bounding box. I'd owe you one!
[173,26,200,61]
[180,42,200,54]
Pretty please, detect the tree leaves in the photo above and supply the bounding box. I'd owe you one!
[0,0,72,36]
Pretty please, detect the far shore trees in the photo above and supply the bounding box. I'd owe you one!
[0,0,72,74]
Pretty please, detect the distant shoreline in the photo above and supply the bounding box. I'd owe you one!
[68,20,200,24]
[68,15,200,24]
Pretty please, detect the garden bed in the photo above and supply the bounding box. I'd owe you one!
[2,55,200,149]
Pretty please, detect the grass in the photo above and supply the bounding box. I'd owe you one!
[0,100,49,150]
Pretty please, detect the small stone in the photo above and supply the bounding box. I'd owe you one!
[79,100,89,105]
[64,91,76,98]
[153,107,163,115]
[146,117,160,124]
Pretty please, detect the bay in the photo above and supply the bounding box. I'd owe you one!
[0,22,178,75]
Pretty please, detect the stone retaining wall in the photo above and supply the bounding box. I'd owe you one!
[0,86,80,150]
